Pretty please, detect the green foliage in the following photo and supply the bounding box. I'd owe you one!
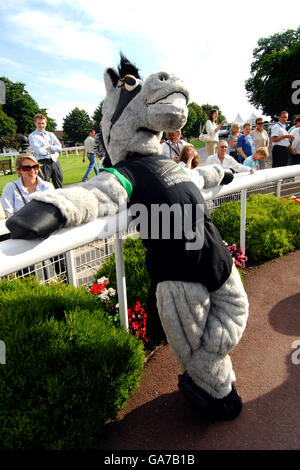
[0,77,56,134]
[63,107,93,145]
[182,102,226,139]
[92,100,104,129]
[211,194,300,263]
[245,27,300,118]
[95,236,150,309]
[0,104,17,137]
[0,277,145,450]
[201,104,226,124]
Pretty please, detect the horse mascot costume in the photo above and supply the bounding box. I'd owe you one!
[7,55,249,421]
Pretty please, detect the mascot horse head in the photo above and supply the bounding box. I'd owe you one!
[101,54,190,165]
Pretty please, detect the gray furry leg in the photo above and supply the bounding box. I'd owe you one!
[156,280,210,368]
[156,265,248,400]
[202,263,249,357]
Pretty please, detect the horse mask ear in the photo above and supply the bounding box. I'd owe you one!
[104,68,120,92]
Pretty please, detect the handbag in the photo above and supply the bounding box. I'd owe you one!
[199,133,212,143]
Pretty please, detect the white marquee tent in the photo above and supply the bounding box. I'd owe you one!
[232,113,244,125]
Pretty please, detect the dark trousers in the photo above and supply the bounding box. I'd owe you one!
[272,145,290,168]
[39,159,63,189]
[288,154,300,166]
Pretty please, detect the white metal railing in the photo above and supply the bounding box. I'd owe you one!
[1,165,300,328]
[59,146,84,157]
[0,147,84,166]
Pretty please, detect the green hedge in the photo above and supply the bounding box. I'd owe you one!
[211,193,300,263]
[95,236,151,309]
[0,277,145,450]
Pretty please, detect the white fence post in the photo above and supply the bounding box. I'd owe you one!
[0,340,6,365]
[276,179,282,197]
[240,189,247,252]
[65,250,78,287]
[114,235,129,330]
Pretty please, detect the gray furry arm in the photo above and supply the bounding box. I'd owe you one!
[194,164,224,189]
[29,172,128,226]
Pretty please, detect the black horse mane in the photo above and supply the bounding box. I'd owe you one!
[106,53,141,88]
[118,53,141,79]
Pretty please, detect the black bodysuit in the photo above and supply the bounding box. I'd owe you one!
[110,153,232,292]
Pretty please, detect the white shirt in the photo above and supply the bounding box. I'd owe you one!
[291,127,300,154]
[161,139,188,159]
[28,129,62,162]
[84,136,95,153]
[250,128,269,150]
[205,120,219,142]
[206,153,252,173]
[1,176,54,218]
[271,122,290,147]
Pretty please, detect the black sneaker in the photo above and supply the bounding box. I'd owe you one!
[178,371,242,421]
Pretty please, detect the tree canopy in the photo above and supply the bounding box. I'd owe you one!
[245,27,300,119]
[92,101,103,129]
[182,102,226,138]
[0,77,57,135]
[0,104,17,137]
[63,107,93,145]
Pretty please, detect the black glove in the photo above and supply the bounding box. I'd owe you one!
[220,169,234,185]
[6,199,67,239]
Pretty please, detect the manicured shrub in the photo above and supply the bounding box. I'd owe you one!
[0,277,145,450]
[211,193,300,263]
[95,236,151,309]
[94,237,167,343]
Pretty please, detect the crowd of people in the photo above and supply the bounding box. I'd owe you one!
[1,110,300,225]
[161,110,300,177]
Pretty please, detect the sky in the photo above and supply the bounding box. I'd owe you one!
[0,0,299,130]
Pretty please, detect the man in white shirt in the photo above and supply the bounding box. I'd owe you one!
[161,130,188,162]
[81,129,98,182]
[271,111,294,168]
[28,114,63,188]
[206,141,254,174]
[289,117,300,165]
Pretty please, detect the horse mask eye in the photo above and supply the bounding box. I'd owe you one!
[110,75,142,127]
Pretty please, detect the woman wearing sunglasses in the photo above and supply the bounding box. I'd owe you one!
[1,154,54,218]
[1,154,65,277]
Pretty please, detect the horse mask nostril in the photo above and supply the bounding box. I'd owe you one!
[159,72,169,81]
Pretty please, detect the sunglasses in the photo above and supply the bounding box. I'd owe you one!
[21,164,39,171]
[257,122,264,125]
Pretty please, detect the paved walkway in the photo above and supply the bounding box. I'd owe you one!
[98,250,300,450]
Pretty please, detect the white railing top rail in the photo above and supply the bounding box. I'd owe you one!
[1,165,300,277]
[59,146,84,152]
[0,152,19,158]
[201,165,300,200]
[0,146,84,158]
[0,210,130,277]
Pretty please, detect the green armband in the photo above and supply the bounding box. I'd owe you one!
[99,168,133,198]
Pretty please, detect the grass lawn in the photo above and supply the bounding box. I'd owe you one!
[189,139,205,149]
